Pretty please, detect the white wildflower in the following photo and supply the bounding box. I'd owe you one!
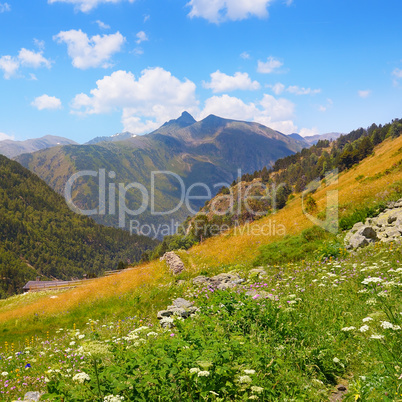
[366,298,377,305]
[78,334,85,339]
[104,395,125,402]
[72,372,90,383]
[189,368,200,374]
[146,332,158,337]
[381,321,394,329]
[341,326,355,332]
[197,371,210,377]
[333,357,340,363]
[361,277,383,285]
[239,375,252,384]
[362,317,373,322]
[359,325,370,333]
[370,334,384,340]
[1,372,8,376]
[244,369,256,375]
[251,386,264,394]
[69,341,76,346]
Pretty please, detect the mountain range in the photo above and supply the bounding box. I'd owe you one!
[16,112,305,235]
[0,135,77,158]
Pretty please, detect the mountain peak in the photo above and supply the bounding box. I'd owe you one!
[178,111,196,124]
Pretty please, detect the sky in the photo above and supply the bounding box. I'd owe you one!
[0,0,402,143]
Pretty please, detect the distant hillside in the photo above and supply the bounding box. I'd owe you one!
[0,155,157,297]
[17,112,304,235]
[0,135,77,158]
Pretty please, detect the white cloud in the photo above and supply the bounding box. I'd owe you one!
[270,82,285,95]
[187,0,273,23]
[318,98,333,112]
[29,73,38,81]
[287,85,321,95]
[18,48,51,68]
[71,68,198,134]
[199,93,297,134]
[48,0,135,13]
[0,131,14,141]
[392,68,402,79]
[257,56,283,74]
[54,29,125,69]
[358,89,371,98]
[95,20,110,29]
[136,31,148,44]
[203,70,260,93]
[0,55,20,79]
[0,49,51,79]
[34,39,45,50]
[0,3,10,12]
[240,52,250,59]
[299,127,319,137]
[31,95,62,110]
[143,14,150,22]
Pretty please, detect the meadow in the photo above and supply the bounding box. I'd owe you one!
[1,136,402,400]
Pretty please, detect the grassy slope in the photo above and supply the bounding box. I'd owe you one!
[1,136,402,340]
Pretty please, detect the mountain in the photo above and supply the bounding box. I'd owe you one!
[16,112,304,235]
[0,135,77,158]
[85,131,136,145]
[0,154,157,297]
[288,133,310,148]
[303,132,343,145]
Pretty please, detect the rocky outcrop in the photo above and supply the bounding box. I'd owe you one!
[345,198,402,249]
[162,252,185,275]
[157,298,199,328]
[192,272,244,290]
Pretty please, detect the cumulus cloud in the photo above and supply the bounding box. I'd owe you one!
[358,89,371,98]
[95,20,110,29]
[187,0,273,23]
[199,93,297,133]
[71,68,198,134]
[48,0,135,13]
[318,98,333,112]
[54,29,125,69]
[299,127,319,137]
[257,56,283,74]
[0,3,10,12]
[0,131,13,141]
[203,70,260,93]
[392,68,402,86]
[240,52,250,60]
[269,82,285,95]
[0,49,51,79]
[31,95,62,110]
[136,31,148,44]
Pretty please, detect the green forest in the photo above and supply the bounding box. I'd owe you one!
[0,155,157,298]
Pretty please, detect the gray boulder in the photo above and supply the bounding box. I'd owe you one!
[162,252,185,275]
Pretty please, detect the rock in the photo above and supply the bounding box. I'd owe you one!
[192,275,211,286]
[171,298,193,309]
[357,226,378,240]
[337,386,347,392]
[348,233,370,249]
[162,252,185,275]
[23,392,42,402]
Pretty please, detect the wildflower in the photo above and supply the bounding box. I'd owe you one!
[25,363,31,369]
[146,332,158,337]
[362,317,373,322]
[244,369,256,375]
[189,368,200,374]
[359,325,370,333]
[249,396,258,400]
[366,298,377,305]
[239,375,252,384]
[69,341,76,346]
[72,372,90,383]
[251,386,264,394]
[78,334,85,339]
[1,372,8,376]
[361,277,383,285]
[333,357,340,363]
[381,321,394,329]
[341,326,355,332]
[104,396,125,402]
[197,371,210,377]
[370,334,384,340]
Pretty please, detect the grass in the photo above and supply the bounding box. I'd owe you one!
[0,136,402,399]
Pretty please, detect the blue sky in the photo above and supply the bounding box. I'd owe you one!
[0,0,401,143]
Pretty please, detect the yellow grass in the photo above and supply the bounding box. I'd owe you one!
[1,136,402,325]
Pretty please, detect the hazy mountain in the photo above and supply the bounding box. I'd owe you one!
[17,112,304,235]
[0,135,77,158]
[85,132,137,145]
[303,132,343,145]
[0,154,157,297]
[288,133,310,148]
